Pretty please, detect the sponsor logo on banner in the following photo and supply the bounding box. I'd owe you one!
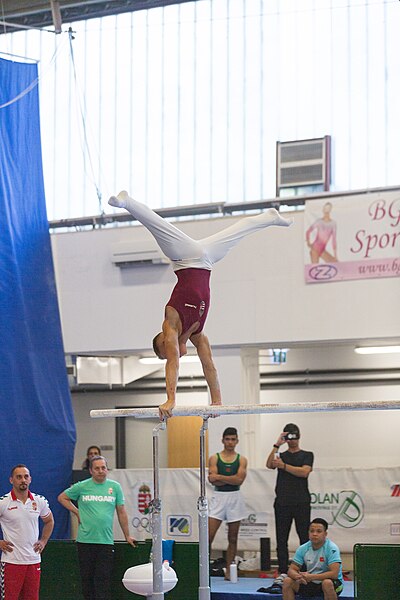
[390,484,400,497]
[308,264,338,281]
[311,490,364,528]
[390,523,400,536]
[131,515,151,533]
[232,512,268,539]
[167,515,192,536]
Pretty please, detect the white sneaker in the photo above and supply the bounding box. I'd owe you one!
[274,573,288,585]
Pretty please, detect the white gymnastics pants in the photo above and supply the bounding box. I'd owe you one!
[112,192,288,271]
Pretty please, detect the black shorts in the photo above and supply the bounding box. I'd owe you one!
[298,579,343,597]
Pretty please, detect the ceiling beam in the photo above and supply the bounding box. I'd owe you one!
[50,0,62,34]
[0,0,197,34]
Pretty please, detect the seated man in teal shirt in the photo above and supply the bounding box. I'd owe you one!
[58,456,136,600]
[282,518,343,599]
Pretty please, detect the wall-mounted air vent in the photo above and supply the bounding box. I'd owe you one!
[110,240,169,267]
[276,136,331,196]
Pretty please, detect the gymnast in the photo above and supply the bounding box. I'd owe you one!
[305,202,338,264]
[109,191,292,418]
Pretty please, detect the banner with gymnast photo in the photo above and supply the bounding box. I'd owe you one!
[304,191,400,284]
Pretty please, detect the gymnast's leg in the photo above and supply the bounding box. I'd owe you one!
[199,208,292,265]
[108,191,201,261]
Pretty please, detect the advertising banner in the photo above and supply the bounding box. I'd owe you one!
[304,191,400,283]
[111,466,400,553]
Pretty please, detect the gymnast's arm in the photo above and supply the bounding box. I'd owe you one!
[191,332,222,406]
[159,319,181,418]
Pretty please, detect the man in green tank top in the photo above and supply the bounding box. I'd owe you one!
[58,456,136,599]
[208,427,248,580]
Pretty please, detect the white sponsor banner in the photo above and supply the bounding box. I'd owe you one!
[110,466,400,553]
[304,191,400,283]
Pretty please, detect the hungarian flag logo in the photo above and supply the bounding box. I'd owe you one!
[138,484,152,514]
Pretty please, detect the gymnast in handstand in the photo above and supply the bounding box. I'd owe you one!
[109,191,292,418]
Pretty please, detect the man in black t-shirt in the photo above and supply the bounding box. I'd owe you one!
[266,423,314,583]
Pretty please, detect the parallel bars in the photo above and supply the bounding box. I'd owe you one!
[91,399,400,600]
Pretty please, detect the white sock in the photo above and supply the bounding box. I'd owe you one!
[108,190,129,209]
[262,208,293,227]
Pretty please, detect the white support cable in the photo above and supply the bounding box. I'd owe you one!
[67,28,104,213]
[90,399,400,420]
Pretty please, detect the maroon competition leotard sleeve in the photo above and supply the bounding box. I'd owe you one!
[166,268,211,335]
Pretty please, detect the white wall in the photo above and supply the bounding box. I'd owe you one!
[51,210,399,354]
[256,386,400,469]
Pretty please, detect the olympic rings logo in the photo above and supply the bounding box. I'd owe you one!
[132,516,152,533]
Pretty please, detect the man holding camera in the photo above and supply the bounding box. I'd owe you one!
[266,423,314,585]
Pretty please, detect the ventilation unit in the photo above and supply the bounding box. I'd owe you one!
[110,241,169,267]
[276,135,331,196]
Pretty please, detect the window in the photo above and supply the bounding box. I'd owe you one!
[1,0,398,220]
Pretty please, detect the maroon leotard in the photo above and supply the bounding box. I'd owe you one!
[166,268,211,335]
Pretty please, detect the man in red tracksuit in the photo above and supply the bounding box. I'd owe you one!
[0,465,54,600]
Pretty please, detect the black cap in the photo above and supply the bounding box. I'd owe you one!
[283,423,300,439]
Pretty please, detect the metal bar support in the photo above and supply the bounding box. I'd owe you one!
[198,417,210,600]
[150,421,166,600]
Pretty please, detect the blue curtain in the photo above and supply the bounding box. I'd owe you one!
[0,57,76,538]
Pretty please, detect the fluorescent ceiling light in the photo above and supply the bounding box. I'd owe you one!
[139,355,200,365]
[139,357,165,365]
[354,345,400,355]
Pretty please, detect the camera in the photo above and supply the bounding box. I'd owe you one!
[282,423,300,441]
[283,432,298,441]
